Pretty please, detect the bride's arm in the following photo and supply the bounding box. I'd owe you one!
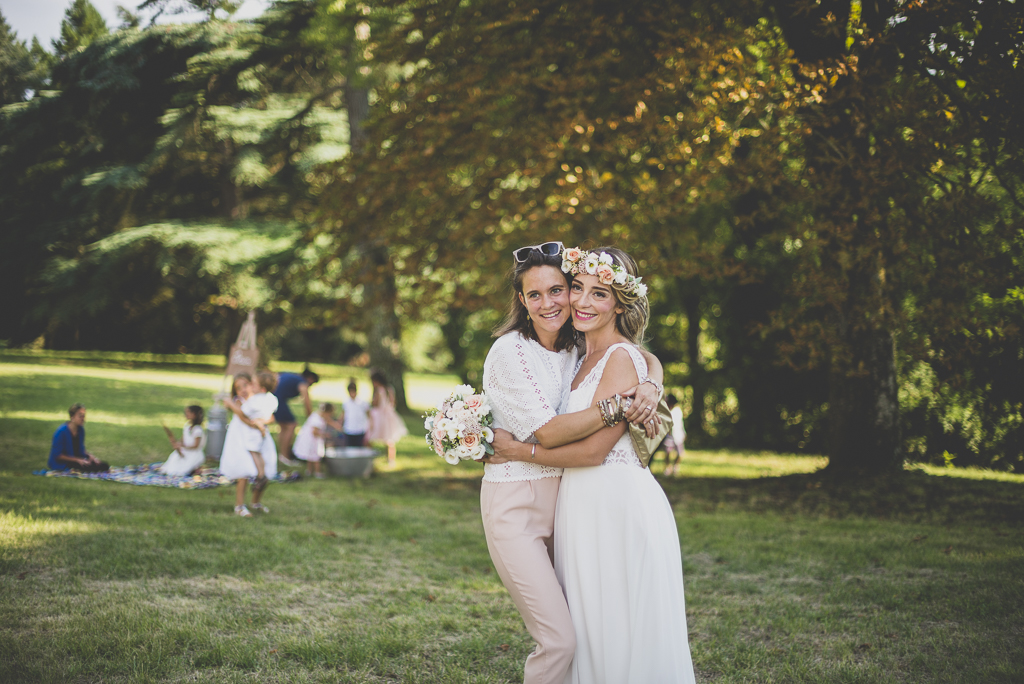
[622,349,664,425]
[496,348,641,466]
[532,349,662,448]
[493,423,626,468]
[532,405,606,449]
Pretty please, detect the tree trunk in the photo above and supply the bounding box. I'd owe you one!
[364,244,408,412]
[774,0,904,476]
[682,287,707,445]
[826,326,902,475]
[221,139,240,219]
[346,75,407,411]
[441,305,472,386]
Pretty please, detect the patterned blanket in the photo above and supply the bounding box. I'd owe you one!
[33,463,300,489]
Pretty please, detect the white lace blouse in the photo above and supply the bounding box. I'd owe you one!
[482,332,580,483]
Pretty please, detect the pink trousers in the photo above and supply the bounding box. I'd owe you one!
[481,478,575,684]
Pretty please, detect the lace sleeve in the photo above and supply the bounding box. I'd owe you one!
[483,334,559,443]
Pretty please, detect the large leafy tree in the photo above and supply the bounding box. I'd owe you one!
[316,0,797,408]
[759,0,1023,473]
[316,0,1022,473]
[0,6,352,355]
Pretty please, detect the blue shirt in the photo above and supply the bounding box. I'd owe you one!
[48,423,85,471]
[273,372,305,401]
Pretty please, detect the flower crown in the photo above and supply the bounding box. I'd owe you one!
[560,247,648,298]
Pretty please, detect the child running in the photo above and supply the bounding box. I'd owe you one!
[220,372,279,517]
[293,402,342,478]
[159,405,207,476]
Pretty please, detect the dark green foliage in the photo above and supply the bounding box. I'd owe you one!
[33,221,299,354]
[0,0,1019,471]
[53,0,109,60]
[138,0,242,22]
[0,7,351,356]
[1,24,244,345]
[0,10,35,105]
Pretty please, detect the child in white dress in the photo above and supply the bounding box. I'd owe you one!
[240,372,279,485]
[293,403,341,478]
[221,372,279,516]
[159,405,207,476]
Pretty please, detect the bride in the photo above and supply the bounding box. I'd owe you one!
[493,246,695,683]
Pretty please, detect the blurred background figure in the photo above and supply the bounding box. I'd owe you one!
[47,403,110,473]
[273,366,319,465]
[662,394,686,476]
[159,405,206,476]
[366,370,407,468]
[293,402,342,478]
[340,379,370,447]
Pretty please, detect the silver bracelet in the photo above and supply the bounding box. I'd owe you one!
[642,377,663,397]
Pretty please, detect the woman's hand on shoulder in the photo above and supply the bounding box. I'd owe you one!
[621,382,662,436]
[623,348,664,436]
[638,348,664,384]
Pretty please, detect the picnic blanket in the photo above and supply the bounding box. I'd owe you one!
[33,463,300,489]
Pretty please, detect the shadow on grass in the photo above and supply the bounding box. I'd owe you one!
[296,460,1024,529]
[655,469,1024,527]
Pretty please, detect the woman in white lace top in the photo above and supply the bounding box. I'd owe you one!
[480,242,663,684]
[492,246,695,683]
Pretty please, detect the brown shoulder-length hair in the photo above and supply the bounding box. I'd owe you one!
[493,248,578,352]
[590,246,649,345]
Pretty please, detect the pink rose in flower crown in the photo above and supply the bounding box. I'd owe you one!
[596,263,615,285]
[564,247,583,263]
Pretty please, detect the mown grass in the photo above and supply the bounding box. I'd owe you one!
[1,355,1022,683]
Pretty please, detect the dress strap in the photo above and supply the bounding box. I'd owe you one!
[592,343,648,382]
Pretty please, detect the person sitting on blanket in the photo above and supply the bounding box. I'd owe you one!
[48,403,110,473]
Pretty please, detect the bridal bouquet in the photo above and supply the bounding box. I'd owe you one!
[423,385,495,464]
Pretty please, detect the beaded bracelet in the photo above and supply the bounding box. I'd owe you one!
[617,396,633,422]
[598,395,634,427]
[642,377,663,398]
[598,397,618,427]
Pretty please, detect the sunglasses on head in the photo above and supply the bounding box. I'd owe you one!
[512,241,563,264]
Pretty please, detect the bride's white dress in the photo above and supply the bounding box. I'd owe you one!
[556,343,695,684]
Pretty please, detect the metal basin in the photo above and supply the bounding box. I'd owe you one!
[324,446,378,478]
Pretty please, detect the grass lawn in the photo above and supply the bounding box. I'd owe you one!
[1,353,1022,683]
